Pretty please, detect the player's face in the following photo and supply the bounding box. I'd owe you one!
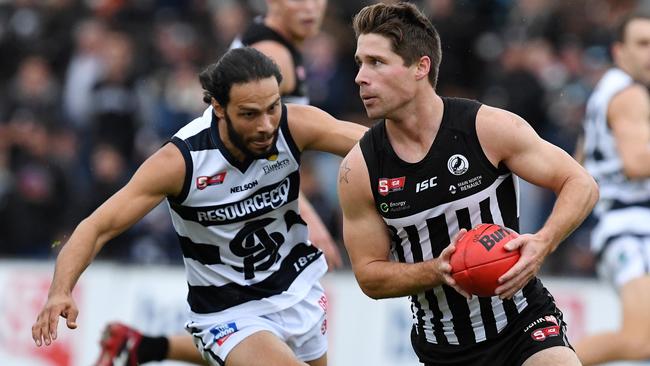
[355,33,418,120]
[275,0,327,41]
[618,18,650,85]
[216,77,282,159]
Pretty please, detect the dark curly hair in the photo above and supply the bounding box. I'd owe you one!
[199,47,283,107]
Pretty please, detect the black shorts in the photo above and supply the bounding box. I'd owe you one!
[411,299,573,366]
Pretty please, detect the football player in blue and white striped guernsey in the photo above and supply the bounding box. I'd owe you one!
[32,47,366,366]
[575,12,650,366]
[339,3,598,366]
[95,0,341,364]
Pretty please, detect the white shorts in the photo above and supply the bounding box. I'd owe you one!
[597,234,650,289]
[186,282,328,366]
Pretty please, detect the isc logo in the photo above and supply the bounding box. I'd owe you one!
[416,176,438,193]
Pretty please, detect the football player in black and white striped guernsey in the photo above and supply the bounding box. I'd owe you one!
[575,12,650,366]
[230,0,327,106]
[338,3,597,366]
[32,47,367,366]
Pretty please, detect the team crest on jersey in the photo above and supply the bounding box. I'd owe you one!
[447,154,469,176]
[378,177,406,196]
[196,172,227,190]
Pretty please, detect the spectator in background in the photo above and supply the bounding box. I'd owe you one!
[147,19,205,140]
[575,11,650,365]
[0,113,68,258]
[83,144,133,260]
[1,55,61,124]
[0,0,641,275]
[89,31,142,162]
[62,18,107,129]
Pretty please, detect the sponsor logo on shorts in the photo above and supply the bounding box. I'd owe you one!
[318,295,328,313]
[321,319,327,335]
[524,315,560,342]
[531,325,560,341]
[209,322,238,346]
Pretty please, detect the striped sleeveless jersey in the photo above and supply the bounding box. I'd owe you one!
[230,17,309,105]
[167,104,326,325]
[582,68,650,252]
[359,97,549,346]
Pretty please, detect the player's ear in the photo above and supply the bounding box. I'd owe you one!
[415,55,431,81]
[211,98,225,119]
[611,42,623,63]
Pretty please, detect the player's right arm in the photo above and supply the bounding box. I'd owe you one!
[608,84,650,178]
[337,145,469,299]
[32,142,185,347]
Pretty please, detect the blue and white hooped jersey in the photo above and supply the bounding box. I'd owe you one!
[167,105,326,326]
[583,68,650,252]
[583,68,650,214]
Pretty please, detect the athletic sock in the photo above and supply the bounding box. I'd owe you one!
[137,336,169,363]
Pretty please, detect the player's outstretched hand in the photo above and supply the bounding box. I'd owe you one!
[436,229,472,299]
[495,233,548,299]
[32,293,79,347]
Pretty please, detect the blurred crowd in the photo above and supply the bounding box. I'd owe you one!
[0,0,642,275]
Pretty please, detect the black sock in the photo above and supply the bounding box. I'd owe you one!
[136,336,169,363]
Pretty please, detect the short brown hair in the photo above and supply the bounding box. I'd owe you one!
[616,11,650,43]
[353,2,442,88]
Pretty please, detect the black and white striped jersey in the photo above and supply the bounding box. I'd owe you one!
[167,104,326,326]
[230,17,309,105]
[583,68,650,252]
[359,97,548,346]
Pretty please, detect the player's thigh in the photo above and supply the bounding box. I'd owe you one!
[522,346,581,366]
[306,353,326,366]
[226,330,306,366]
[620,275,650,336]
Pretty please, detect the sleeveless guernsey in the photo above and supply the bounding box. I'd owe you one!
[359,97,548,346]
[231,17,309,105]
[168,104,326,326]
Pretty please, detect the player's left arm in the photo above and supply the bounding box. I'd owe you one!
[286,104,365,268]
[299,192,343,270]
[285,104,368,157]
[476,105,599,299]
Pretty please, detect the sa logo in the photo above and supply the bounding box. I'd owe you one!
[197,172,227,189]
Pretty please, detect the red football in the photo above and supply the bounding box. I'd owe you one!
[450,223,520,297]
